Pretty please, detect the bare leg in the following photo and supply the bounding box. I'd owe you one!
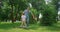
[23,21,27,28]
[20,21,23,27]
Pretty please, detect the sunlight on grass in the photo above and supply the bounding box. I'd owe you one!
[0,21,60,32]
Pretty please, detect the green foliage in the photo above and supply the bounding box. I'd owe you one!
[41,5,57,26]
[0,0,28,21]
[0,0,58,25]
[29,8,37,24]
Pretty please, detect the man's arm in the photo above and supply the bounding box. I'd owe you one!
[30,11,35,19]
[30,11,37,20]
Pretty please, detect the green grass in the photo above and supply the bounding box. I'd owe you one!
[0,21,60,32]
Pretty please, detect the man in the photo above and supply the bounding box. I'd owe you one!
[24,7,34,27]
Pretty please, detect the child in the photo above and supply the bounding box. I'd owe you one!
[20,12,26,28]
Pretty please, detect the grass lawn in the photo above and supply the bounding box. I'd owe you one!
[0,21,60,32]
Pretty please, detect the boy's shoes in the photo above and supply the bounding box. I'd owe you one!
[19,26,22,28]
[19,26,26,28]
[23,26,28,29]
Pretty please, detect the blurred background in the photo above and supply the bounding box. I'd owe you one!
[0,0,60,32]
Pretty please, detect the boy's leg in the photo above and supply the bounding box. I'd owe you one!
[20,21,23,27]
[23,21,27,27]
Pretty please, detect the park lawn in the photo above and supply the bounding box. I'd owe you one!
[0,21,60,32]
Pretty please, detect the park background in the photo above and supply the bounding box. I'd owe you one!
[0,0,60,32]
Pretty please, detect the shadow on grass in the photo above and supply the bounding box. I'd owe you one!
[0,22,40,30]
[0,22,20,29]
[28,24,40,30]
[46,23,60,31]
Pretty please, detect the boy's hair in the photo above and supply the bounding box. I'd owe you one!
[22,12,25,15]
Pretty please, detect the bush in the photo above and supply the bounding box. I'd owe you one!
[41,5,57,26]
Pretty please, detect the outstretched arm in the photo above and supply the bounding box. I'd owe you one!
[30,11,37,20]
[30,11,35,19]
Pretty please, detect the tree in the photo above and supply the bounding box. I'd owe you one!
[40,0,57,26]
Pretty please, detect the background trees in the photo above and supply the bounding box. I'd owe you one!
[0,0,58,25]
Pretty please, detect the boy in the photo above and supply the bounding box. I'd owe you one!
[20,12,26,28]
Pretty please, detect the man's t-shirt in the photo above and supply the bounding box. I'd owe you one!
[24,9,30,18]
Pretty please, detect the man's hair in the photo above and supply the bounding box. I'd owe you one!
[26,6,30,9]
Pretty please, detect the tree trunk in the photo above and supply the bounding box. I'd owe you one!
[11,5,14,23]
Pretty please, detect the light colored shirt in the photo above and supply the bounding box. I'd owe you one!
[21,15,26,21]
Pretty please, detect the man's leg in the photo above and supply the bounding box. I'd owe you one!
[26,17,29,27]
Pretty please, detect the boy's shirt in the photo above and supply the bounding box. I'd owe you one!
[21,15,26,21]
